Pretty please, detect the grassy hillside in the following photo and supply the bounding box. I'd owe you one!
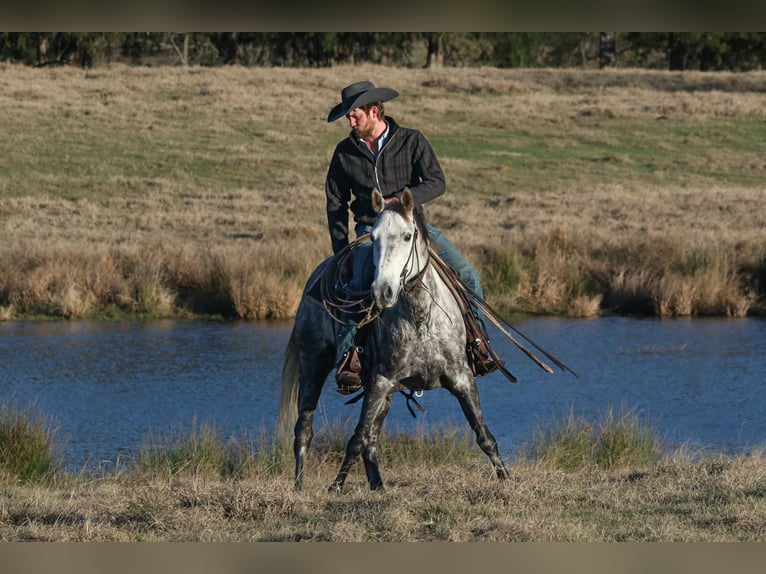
[2,63,765,319]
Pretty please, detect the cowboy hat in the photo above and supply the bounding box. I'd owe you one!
[327,80,399,123]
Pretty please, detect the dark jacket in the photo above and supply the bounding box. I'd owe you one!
[325,116,446,254]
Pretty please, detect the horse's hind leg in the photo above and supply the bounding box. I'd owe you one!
[293,410,314,491]
[294,361,332,491]
[443,374,509,480]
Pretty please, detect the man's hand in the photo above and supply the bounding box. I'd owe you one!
[384,195,400,205]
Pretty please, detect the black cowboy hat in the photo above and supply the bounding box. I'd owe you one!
[327,80,399,123]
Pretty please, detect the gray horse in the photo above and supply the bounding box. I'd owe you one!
[279,188,508,492]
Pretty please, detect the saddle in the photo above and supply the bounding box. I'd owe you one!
[318,236,522,400]
[336,245,507,386]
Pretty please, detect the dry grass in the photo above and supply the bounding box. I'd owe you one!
[1,63,765,319]
[2,443,766,541]
[0,410,764,542]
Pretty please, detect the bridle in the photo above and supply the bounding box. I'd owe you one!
[396,224,430,296]
[319,211,430,329]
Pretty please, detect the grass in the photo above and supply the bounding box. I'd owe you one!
[2,64,764,542]
[1,64,765,320]
[1,404,765,541]
[0,402,59,483]
[527,406,663,471]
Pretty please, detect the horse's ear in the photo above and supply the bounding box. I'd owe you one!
[372,188,384,213]
[401,187,414,214]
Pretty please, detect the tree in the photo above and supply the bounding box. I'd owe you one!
[425,33,444,68]
[599,32,616,68]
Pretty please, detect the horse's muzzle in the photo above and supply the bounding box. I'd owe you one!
[372,281,398,310]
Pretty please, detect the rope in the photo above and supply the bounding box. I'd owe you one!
[319,228,429,330]
[319,234,381,328]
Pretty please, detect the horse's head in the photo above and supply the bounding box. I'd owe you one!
[370,188,428,310]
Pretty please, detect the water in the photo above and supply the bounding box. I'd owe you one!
[1,317,765,471]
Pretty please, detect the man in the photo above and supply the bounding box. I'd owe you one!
[325,80,495,393]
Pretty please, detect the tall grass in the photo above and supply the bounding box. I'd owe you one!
[136,421,242,478]
[477,232,759,318]
[0,240,318,320]
[527,406,663,471]
[135,421,293,480]
[131,418,485,486]
[131,410,663,485]
[0,402,59,483]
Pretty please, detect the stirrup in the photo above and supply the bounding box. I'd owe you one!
[336,345,363,395]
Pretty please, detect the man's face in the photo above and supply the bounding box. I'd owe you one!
[347,107,376,140]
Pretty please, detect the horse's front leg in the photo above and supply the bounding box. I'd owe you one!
[328,378,396,493]
[361,391,394,490]
[443,372,509,480]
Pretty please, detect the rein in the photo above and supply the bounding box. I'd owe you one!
[318,221,578,381]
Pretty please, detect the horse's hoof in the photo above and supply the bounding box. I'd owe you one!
[327,482,343,494]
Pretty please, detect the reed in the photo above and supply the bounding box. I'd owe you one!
[482,232,761,318]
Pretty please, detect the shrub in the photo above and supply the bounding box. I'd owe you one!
[481,248,523,300]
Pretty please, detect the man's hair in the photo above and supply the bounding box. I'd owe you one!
[362,101,385,119]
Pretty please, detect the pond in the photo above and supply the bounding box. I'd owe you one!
[1,316,764,471]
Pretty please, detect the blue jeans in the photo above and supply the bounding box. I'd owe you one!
[334,223,487,366]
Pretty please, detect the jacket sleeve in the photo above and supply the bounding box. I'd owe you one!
[406,131,446,206]
[325,149,351,254]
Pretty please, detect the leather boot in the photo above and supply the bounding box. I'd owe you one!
[469,337,499,376]
[336,345,363,394]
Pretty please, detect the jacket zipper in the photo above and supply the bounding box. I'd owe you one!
[372,127,395,195]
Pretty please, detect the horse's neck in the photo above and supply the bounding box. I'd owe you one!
[404,264,461,325]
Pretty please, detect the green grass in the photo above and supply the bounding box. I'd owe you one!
[136,421,242,478]
[481,247,523,300]
[130,408,658,483]
[0,402,59,483]
[434,116,766,191]
[527,406,663,471]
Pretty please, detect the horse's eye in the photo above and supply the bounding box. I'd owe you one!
[404,233,412,242]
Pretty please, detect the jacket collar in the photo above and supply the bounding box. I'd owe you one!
[348,116,400,157]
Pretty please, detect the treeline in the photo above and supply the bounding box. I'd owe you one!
[2,32,765,71]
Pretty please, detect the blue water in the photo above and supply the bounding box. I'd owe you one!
[1,317,764,470]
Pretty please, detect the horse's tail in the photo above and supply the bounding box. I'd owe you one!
[278,323,300,439]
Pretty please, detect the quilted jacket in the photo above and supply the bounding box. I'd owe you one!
[325,116,446,254]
